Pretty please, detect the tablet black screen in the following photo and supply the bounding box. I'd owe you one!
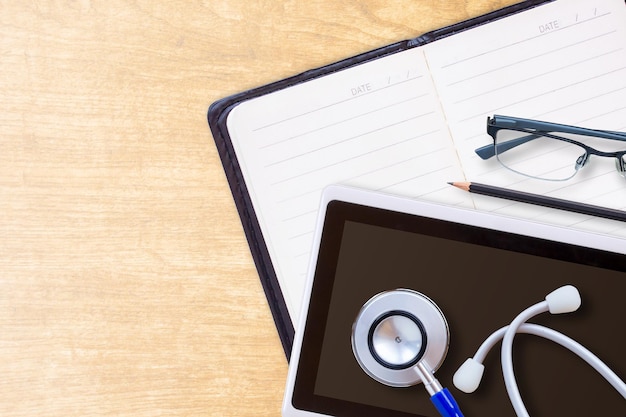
[292,200,626,416]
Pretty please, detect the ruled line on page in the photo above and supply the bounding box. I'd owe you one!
[439,10,611,69]
[376,165,452,193]
[252,75,429,152]
[281,163,454,242]
[454,48,623,105]
[274,147,448,206]
[446,30,616,87]
[458,66,626,122]
[431,3,621,118]
[251,74,424,132]
[269,129,440,186]
[540,86,626,127]
[264,112,435,168]
[258,94,426,150]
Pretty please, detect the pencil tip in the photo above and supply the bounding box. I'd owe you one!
[448,181,470,191]
[447,181,453,185]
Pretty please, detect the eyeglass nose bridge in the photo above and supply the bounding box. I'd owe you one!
[580,149,626,178]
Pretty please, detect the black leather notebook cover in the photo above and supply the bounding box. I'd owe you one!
[207,0,554,359]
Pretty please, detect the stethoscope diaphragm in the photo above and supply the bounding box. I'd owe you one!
[351,289,450,387]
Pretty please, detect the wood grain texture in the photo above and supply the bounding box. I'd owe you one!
[0,1,519,416]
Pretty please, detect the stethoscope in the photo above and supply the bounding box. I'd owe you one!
[351,289,463,417]
[351,286,626,417]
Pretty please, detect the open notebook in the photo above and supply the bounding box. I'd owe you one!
[208,0,626,357]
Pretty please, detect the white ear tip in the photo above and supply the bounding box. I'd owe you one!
[545,285,581,314]
[453,358,485,393]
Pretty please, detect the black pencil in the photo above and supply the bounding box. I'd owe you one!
[448,181,626,223]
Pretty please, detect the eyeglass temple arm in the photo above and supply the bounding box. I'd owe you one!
[475,134,541,160]
[475,115,626,160]
[495,115,626,138]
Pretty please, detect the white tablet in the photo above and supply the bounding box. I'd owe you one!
[282,185,625,416]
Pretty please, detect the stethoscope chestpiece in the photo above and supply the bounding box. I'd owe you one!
[351,289,450,387]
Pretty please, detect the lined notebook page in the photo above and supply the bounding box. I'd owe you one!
[425,0,626,237]
[227,49,466,323]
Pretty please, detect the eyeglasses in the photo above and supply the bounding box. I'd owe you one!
[475,115,626,181]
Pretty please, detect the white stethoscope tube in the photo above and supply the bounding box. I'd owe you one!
[470,323,626,399]
[453,285,626,416]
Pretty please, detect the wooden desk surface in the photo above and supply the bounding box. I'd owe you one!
[0,1,519,415]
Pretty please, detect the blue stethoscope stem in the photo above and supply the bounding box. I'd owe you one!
[431,388,464,417]
[415,362,465,417]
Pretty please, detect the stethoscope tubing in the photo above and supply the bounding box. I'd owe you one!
[454,287,626,416]
[475,322,626,399]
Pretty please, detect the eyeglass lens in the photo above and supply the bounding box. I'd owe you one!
[494,129,588,181]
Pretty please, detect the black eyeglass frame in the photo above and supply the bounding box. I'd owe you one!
[475,115,626,179]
